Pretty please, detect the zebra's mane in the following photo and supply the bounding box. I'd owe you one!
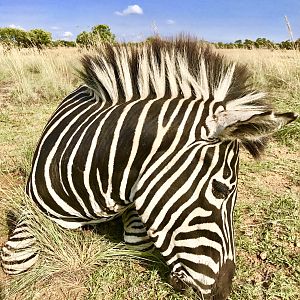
[79,36,271,158]
[79,37,263,103]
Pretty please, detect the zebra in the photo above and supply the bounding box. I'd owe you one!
[1,37,297,300]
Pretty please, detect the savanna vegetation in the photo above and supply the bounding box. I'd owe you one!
[0,27,53,48]
[213,38,300,50]
[0,23,299,50]
[0,41,299,300]
[0,24,115,49]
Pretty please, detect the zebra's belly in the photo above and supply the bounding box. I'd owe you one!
[27,173,129,229]
[47,210,122,229]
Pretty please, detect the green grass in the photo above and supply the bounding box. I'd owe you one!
[1,190,198,300]
[232,192,300,300]
[0,47,299,299]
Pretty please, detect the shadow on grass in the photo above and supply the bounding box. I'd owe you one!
[5,210,18,236]
[82,216,124,244]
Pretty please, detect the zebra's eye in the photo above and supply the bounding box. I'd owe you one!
[212,179,230,199]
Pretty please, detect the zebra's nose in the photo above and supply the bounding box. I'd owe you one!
[169,273,210,299]
[168,273,187,292]
[212,259,235,300]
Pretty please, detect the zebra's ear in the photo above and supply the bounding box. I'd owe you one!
[206,110,298,141]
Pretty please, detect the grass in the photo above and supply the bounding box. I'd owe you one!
[0,46,81,105]
[0,188,195,300]
[0,46,299,299]
[232,191,300,300]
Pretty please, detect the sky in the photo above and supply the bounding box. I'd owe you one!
[0,0,299,43]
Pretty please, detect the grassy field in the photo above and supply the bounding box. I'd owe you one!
[0,46,299,300]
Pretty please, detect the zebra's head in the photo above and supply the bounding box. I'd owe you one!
[147,107,296,300]
[81,37,298,299]
[161,112,297,300]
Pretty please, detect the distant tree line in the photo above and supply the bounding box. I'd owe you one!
[0,25,299,50]
[213,38,300,50]
[0,24,115,49]
[0,27,53,48]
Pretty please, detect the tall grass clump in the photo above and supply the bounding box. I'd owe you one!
[1,187,175,300]
[0,47,82,105]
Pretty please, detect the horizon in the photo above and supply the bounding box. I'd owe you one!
[0,1,299,43]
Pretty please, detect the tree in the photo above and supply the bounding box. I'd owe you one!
[212,37,300,50]
[28,29,52,48]
[52,40,76,47]
[76,31,92,46]
[215,42,225,49]
[244,39,254,49]
[254,38,274,49]
[279,40,294,50]
[76,24,116,47]
[91,24,116,43]
[234,40,243,48]
[0,27,52,48]
[0,27,31,47]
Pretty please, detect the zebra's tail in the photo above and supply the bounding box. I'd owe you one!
[1,214,39,275]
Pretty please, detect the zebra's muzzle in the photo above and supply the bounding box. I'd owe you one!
[168,272,188,292]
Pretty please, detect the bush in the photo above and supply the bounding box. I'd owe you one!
[76,24,116,47]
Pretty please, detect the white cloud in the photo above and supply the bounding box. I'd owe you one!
[50,26,60,30]
[63,31,73,38]
[61,32,73,40]
[8,24,25,30]
[166,19,175,25]
[115,4,143,16]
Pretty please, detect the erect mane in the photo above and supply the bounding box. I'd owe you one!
[79,37,262,103]
[78,36,273,158]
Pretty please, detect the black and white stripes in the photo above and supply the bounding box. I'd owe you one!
[1,37,297,300]
[1,214,39,275]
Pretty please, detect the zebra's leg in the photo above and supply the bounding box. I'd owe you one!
[1,214,39,275]
[122,207,154,251]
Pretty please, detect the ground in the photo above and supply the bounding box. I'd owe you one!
[0,47,299,299]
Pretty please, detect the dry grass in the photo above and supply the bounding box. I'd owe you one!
[0,46,82,106]
[0,188,166,300]
[0,46,299,300]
